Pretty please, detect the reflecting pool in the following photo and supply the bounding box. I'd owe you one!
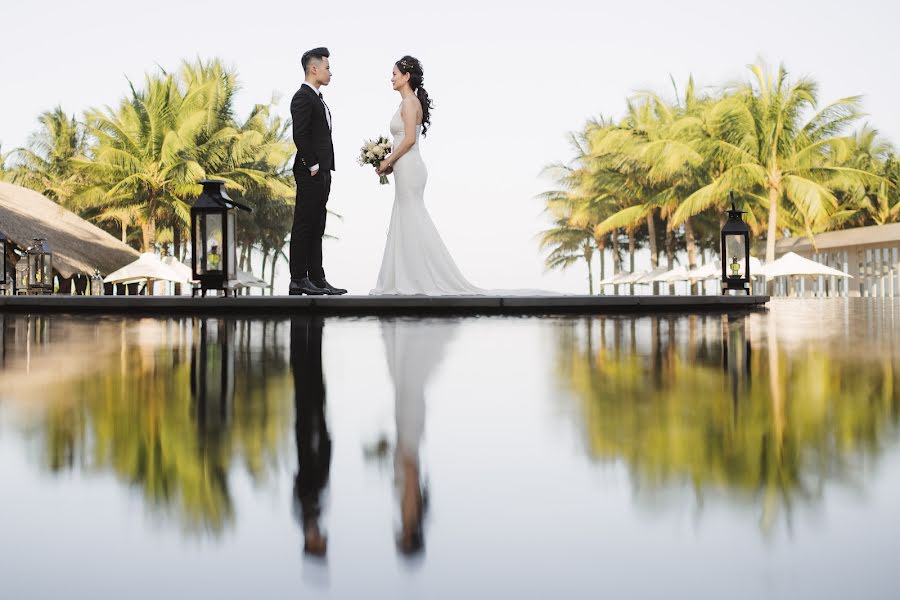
[0,300,898,599]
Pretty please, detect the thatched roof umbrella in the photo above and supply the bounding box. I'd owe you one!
[0,182,139,278]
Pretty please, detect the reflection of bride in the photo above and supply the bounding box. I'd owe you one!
[380,318,457,554]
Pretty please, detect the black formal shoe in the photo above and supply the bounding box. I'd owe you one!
[289,278,328,296]
[312,279,347,295]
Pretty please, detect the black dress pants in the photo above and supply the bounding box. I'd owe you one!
[290,169,331,281]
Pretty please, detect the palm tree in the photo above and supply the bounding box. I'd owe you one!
[9,106,86,206]
[75,71,202,251]
[839,126,898,226]
[674,61,873,266]
[221,103,300,293]
[76,59,290,253]
[539,214,596,294]
[538,128,605,293]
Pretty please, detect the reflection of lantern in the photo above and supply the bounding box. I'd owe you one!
[721,194,751,295]
[721,314,751,402]
[90,268,105,296]
[26,238,53,295]
[190,319,235,432]
[190,180,252,297]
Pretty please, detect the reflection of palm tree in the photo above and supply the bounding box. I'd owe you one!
[23,318,292,536]
[380,318,456,556]
[557,314,900,534]
[291,316,330,557]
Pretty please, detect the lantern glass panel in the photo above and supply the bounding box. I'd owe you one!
[196,213,224,274]
[725,235,747,279]
[192,320,235,429]
[41,254,52,285]
[28,254,42,286]
[15,258,27,292]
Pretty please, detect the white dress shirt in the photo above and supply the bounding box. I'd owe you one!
[302,82,331,174]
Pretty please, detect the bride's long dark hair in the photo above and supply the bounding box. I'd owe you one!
[396,55,434,137]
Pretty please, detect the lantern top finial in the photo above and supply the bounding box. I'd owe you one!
[727,192,746,218]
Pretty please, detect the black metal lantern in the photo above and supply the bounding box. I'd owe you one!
[721,194,751,295]
[26,238,53,295]
[190,180,251,297]
[190,318,235,432]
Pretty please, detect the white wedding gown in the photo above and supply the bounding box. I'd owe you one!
[370,107,485,295]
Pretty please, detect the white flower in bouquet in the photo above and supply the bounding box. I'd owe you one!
[358,135,392,185]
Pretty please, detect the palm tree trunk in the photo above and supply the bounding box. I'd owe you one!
[666,225,675,295]
[141,217,157,253]
[627,229,636,296]
[269,250,279,295]
[685,218,698,295]
[766,178,780,293]
[121,222,127,244]
[260,251,269,296]
[148,217,157,252]
[173,225,181,262]
[612,231,620,274]
[584,245,594,295]
[240,243,249,271]
[612,231,620,295]
[647,213,659,295]
[597,237,607,293]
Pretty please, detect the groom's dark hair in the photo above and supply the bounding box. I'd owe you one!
[302,47,330,74]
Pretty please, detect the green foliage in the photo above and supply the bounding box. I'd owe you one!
[540,61,896,278]
[28,318,293,536]
[7,107,87,205]
[556,315,900,532]
[9,58,299,286]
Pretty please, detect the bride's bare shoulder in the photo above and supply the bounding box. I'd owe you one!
[400,96,419,111]
[400,96,422,123]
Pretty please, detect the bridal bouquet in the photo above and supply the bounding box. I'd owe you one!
[358,136,392,185]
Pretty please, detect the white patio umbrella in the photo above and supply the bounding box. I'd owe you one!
[685,261,721,280]
[617,270,651,285]
[161,256,194,282]
[633,266,672,284]
[749,256,764,274]
[236,270,268,289]
[761,252,852,280]
[656,265,691,283]
[104,253,191,285]
[598,271,633,286]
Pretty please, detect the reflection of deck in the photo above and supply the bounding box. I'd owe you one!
[0,294,769,315]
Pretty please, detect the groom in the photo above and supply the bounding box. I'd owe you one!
[289,47,347,296]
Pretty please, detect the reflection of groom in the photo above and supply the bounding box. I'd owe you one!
[291,316,331,556]
[289,47,346,296]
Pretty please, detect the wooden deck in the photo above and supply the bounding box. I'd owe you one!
[0,294,769,316]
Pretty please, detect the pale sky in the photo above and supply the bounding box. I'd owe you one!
[2,0,897,294]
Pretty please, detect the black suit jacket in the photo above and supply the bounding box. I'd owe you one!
[291,84,335,173]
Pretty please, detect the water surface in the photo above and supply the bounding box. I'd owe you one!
[0,300,898,599]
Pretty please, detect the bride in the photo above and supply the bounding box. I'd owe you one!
[370,56,484,296]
